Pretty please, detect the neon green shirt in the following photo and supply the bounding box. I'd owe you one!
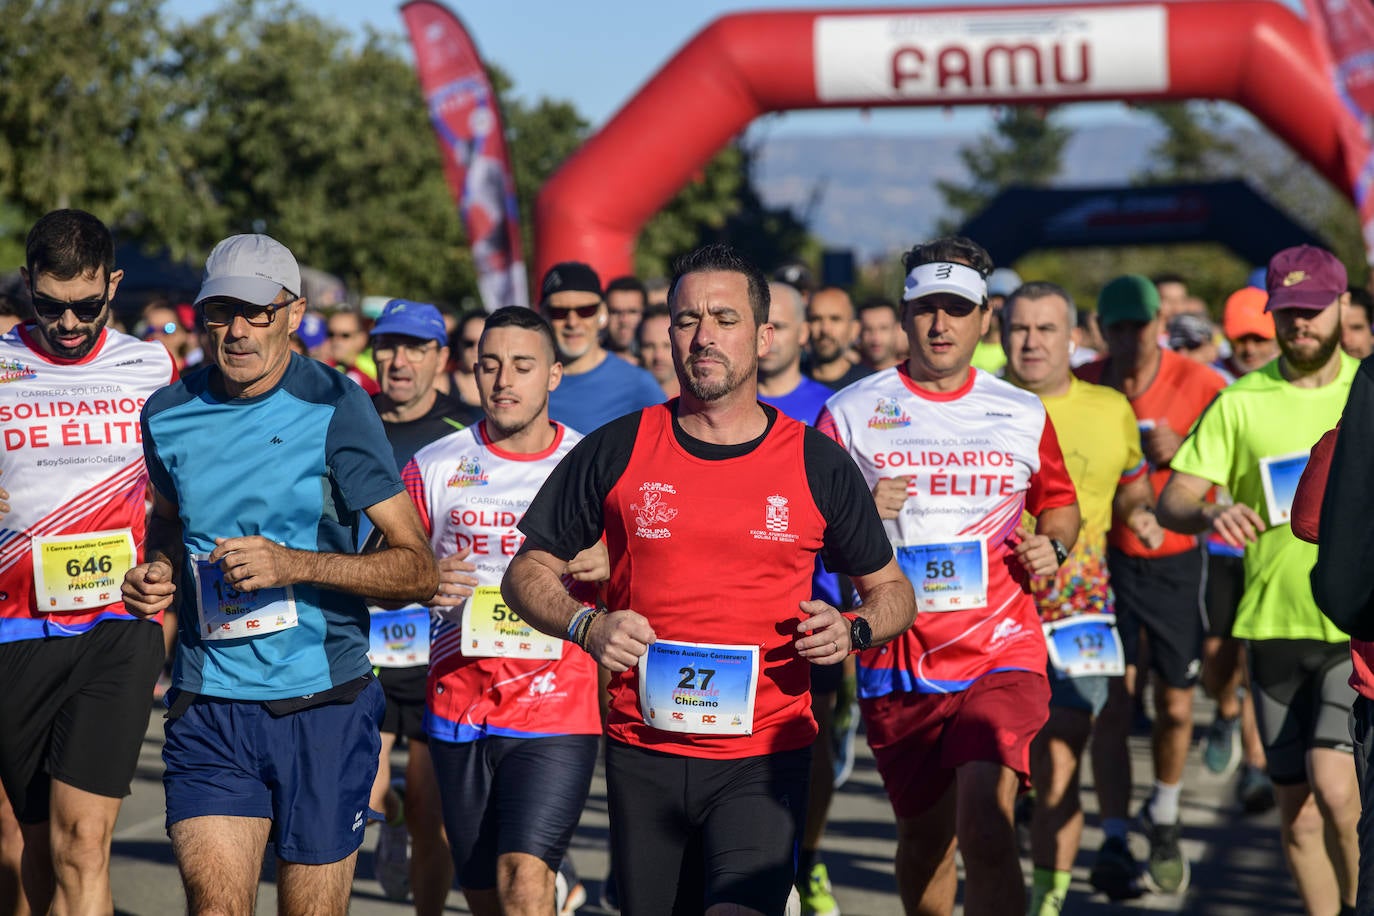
[971,340,1007,374]
[1170,354,1357,642]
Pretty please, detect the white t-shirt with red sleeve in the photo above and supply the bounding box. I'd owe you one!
[818,365,1077,697]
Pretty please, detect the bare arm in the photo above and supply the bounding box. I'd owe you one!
[209,491,439,604]
[503,546,655,672]
[1112,473,1164,550]
[121,486,184,617]
[1011,502,1081,578]
[794,556,916,666]
[1158,470,1265,548]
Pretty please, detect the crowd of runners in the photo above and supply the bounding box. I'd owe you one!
[1,207,1372,916]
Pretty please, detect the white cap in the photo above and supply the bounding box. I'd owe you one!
[987,267,1022,298]
[902,262,988,305]
[195,234,301,306]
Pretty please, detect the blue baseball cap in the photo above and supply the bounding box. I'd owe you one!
[369,299,448,345]
[296,311,327,350]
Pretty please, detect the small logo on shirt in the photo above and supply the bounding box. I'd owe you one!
[446,455,489,488]
[985,411,1012,418]
[631,482,677,539]
[989,617,1024,646]
[0,358,37,384]
[352,810,365,832]
[867,396,911,430]
[269,436,284,444]
[530,672,556,695]
[751,494,800,544]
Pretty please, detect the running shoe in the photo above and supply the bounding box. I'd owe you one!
[1201,713,1242,776]
[1027,885,1066,916]
[555,857,586,915]
[1236,763,1276,814]
[1089,836,1143,901]
[1140,812,1190,895]
[799,861,840,916]
[373,779,410,902]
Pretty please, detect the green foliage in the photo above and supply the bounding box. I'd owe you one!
[936,106,1070,233]
[635,141,817,280]
[1133,102,1241,185]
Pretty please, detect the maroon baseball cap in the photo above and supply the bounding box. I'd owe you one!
[1265,245,1347,311]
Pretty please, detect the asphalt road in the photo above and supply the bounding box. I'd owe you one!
[107,696,1306,915]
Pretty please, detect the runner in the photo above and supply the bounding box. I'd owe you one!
[0,209,175,915]
[122,233,439,916]
[365,298,478,911]
[999,281,1161,915]
[405,306,603,916]
[806,287,872,390]
[1159,245,1358,916]
[1076,274,1227,897]
[504,243,916,915]
[819,236,1080,916]
[539,261,663,435]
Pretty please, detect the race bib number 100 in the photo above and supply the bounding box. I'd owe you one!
[32,529,136,612]
[897,538,988,612]
[460,586,562,659]
[368,606,430,667]
[190,553,297,641]
[638,639,759,735]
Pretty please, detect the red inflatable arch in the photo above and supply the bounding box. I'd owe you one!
[534,1,1356,281]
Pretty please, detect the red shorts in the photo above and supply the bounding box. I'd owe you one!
[861,669,1050,818]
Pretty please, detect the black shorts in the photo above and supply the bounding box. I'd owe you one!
[1108,547,1205,689]
[1203,552,1246,639]
[0,620,164,823]
[604,739,810,916]
[430,734,598,889]
[377,665,427,742]
[1249,639,1356,785]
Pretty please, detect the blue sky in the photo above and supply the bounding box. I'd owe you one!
[164,0,1165,137]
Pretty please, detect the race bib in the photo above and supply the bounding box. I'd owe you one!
[1259,450,1309,527]
[1043,614,1125,678]
[32,529,136,612]
[897,538,988,612]
[638,639,759,735]
[460,586,562,659]
[368,606,430,667]
[190,553,298,641]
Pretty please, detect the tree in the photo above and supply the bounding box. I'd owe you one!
[936,106,1071,232]
[1133,102,1241,185]
[0,0,185,256]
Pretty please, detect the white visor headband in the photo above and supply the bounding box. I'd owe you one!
[902,262,988,304]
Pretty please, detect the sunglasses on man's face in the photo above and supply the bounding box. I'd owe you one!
[200,300,287,328]
[31,291,108,323]
[545,303,602,321]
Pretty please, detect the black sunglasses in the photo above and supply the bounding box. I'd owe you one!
[545,303,602,320]
[31,290,108,323]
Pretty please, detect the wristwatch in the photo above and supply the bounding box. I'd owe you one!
[1050,538,1069,567]
[848,614,873,652]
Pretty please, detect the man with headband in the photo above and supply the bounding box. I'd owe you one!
[819,237,1079,916]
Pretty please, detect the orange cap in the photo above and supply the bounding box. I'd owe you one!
[1222,287,1274,340]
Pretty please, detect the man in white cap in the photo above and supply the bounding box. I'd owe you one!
[121,234,439,916]
[820,237,1079,916]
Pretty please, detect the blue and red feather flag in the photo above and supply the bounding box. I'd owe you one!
[1304,0,1374,264]
[401,1,529,310]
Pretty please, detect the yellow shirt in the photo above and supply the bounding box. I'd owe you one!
[1032,377,1145,621]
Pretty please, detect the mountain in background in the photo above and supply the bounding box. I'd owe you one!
[750,121,1315,260]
